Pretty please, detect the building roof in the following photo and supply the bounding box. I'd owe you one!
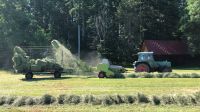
[142,40,189,55]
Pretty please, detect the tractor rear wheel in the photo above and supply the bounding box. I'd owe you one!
[135,63,150,73]
[25,71,33,80]
[98,72,106,78]
[54,71,61,78]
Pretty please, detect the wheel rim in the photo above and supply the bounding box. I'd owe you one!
[136,64,150,72]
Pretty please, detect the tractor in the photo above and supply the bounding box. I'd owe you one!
[133,52,172,73]
[97,59,126,78]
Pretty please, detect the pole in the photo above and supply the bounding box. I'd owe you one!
[78,25,81,59]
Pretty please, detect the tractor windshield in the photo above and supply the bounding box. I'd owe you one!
[138,52,154,61]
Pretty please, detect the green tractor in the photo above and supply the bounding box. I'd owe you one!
[97,59,126,78]
[134,52,172,73]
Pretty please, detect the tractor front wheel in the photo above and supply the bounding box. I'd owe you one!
[25,71,33,80]
[98,72,106,78]
[54,71,61,78]
[135,63,150,73]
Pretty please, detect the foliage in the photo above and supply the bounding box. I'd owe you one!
[0,0,189,67]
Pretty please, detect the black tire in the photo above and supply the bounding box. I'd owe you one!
[25,71,33,80]
[54,71,61,78]
[98,72,106,78]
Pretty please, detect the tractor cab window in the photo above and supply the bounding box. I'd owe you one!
[138,53,154,61]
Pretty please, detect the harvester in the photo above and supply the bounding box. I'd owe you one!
[133,52,172,72]
[97,59,126,78]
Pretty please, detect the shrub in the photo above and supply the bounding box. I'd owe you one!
[162,95,177,105]
[152,96,161,105]
[137,93,150,103]
[40,94,56,105]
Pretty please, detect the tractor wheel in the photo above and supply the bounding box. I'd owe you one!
[162,67,172,72]
[98,72,106,78]
[135,63,150,73]
[25,71,33,80]
[54,71,61,78]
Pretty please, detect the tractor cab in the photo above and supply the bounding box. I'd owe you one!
[138,52,154,61]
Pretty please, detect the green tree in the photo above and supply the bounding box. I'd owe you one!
[180,0,200,54]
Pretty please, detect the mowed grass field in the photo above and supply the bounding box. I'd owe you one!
[1,69,200,112]
[1,70,200,97]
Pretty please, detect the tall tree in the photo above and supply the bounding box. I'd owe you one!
[180,0,200,54]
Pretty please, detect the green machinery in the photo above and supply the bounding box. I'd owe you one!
[97,59,126,78]
[133,52,172,72]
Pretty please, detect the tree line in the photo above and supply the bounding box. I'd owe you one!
[0,0,199,65]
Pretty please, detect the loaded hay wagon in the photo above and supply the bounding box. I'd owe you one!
[12,40,73,80]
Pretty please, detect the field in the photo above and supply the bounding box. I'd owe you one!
[1,70,200,111]
[1,71,200,96]
[1,105,200,112]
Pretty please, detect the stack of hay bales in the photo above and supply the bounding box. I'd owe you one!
[12,46,62,73]
[12,46,30,73]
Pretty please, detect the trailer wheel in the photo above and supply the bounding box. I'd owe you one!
[54,71,61,78]
[25,71,33,80]
[98,72,106,78]
[135,63,150,73]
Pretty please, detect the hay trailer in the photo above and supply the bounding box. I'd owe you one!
[12,46,71,80]
[133,52,172,72]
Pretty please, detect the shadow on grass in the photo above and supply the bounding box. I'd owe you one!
[21,77,72,82]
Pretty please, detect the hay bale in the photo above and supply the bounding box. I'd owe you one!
[63,95,81,105]
[40,94,56,105]
[137,93,150,103]
[13,96,28,107]
[122,95,137,104]
[0,96,6,106]
[161,95,177,105]
[152,96,161,105]
[25,97,36,106]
